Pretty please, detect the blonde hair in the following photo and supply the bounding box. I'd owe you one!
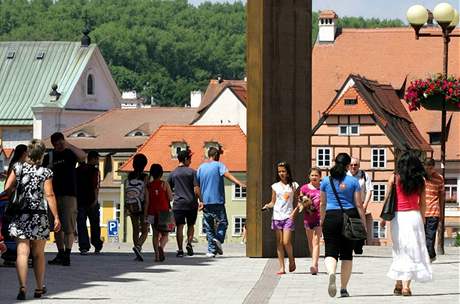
[28,139,46,165]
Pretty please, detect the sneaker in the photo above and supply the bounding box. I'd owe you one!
[328,273,337,297]
[186,243,194,256]
[213,238,223,255]
[80,249,89,255]
[132,246,144,262]
[340,288,350,298]
[205,252,216,258]
[48,253,63,265]
[176,250,184,258]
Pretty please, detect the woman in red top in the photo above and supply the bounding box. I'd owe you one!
[382,151,432,296]
[144,164,173,262]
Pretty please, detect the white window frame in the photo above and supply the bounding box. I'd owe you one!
[316,147,332,168]
[371,148,387,169]
[349,125,359,136]
[445,184,458,202]
[372,220,386,239]
[338,125,349,136]
[233,184,247,200]
[233,217,246,236]
[372,183,387,202]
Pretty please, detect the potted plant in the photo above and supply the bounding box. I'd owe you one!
[404,74,460,112]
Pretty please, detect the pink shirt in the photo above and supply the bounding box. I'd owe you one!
[395,181,420,211]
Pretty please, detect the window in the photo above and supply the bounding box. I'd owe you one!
[344,98,357,105]
[204,141,221,159]
[373,184,386,202]
[115,203,121,223]
[316,148,332,168]
[372,221,386,239]
[126,130,147,137]
[233,217,246,236]
[429,132,441,145]
[338,125,359,136]
[87,74,94,95]
[6,50,15,59]
[371,148,386,169]
[36,50,45,60]
[445,184,458,202]
[233,184,247,199]
[171,141,187,159]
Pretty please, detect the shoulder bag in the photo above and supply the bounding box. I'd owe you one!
[5,164,25,217]
[329,176,367,241]
[380,174,396,221]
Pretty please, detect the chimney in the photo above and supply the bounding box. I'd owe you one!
[426,9,435,26]
[190,91,202,108]
[81,26,91,47]
[49,84,61,102]
[318,10,338,43]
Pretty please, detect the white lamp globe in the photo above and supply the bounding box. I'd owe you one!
[407,5,429,25]
[449,9,459,28]
[433,2,455,24]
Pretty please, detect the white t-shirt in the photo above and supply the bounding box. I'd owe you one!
[271,181,299,220]
[347,170,372,203]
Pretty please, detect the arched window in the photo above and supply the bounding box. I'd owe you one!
[87,74,94,95]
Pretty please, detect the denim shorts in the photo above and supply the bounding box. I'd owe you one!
[271,218,295,231]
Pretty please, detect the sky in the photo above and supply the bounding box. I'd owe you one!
[188,0,460,21]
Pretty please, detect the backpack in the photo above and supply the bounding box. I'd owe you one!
[124,174,146,215]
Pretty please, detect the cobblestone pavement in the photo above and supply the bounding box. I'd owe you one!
[0,242,458,304]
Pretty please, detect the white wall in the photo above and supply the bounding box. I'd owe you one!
[318,19,336,43]
[193,88,247,133]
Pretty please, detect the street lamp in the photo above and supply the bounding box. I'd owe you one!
[407,2,459,254]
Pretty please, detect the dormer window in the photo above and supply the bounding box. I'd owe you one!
[204,141,221,159]
[171,141,188,159]
[6,50,15,59]
[70,131,91,138]
[127,130,147,137]
[87,74,94,95]
[344,98,357,105]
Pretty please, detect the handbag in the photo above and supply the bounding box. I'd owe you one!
[380,175,396,221]
[5,164,25,217]
[329,176,367,241]
[156,210,175,232]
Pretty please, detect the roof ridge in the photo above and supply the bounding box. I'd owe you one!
[58,108,118,137]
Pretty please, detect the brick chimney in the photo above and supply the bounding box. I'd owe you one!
[318,10,338,43]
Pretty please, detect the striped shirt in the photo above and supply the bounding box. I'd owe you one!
[424,172,444,218]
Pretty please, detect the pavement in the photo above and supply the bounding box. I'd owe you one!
[0,242,458,304]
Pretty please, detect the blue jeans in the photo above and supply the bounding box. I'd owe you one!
[424,216,439,259]
[203,204,228,254]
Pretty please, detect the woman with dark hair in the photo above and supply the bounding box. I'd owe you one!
[382,151,432,296]
[4,140,61,300]
[124,153,149,261]
[263,162,299,275]
[7,144,28,178]
[320,153,366,298]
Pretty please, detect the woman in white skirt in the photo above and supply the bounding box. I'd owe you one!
[382,151,432,296]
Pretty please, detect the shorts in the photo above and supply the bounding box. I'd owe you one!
[174,209,198,226]
[322,208,359,261]
[57,196,77,234]
[271,218,295,231]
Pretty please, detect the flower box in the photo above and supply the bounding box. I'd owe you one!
[420,94,460,112]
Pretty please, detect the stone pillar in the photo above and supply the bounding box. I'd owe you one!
[247,0,312,257]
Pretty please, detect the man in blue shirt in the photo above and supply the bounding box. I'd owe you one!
[197,147,245,257]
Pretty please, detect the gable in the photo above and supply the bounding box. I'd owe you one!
[326,86,373,116]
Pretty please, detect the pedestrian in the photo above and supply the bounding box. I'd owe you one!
[43,132,86,266]
[197,146,245,258]
[382,151,432,296]
[76,151,103,255]
[144,164,173,262]
[348,157,373,254]
[299,167,322,275]
[167,150,200,257]
[320,153,366,298]
[423,158,444,263]
[3,140,61,300]
[263,162,299,275]
[124,153,149,261]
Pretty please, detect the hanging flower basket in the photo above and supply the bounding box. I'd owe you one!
[404,75,460,112]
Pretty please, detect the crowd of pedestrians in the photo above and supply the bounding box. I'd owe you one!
[0,133,444,300]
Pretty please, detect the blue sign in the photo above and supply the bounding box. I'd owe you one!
[108,220,118,237]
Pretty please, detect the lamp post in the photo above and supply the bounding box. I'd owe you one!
[407,3,459,254]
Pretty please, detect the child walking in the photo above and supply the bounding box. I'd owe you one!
[299,167,322,275]
[263,162,299,275]
[144,164,173,262]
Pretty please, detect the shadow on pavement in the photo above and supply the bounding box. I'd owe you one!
[351,292,460,298]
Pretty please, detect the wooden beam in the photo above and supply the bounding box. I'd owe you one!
[247,0,312,257]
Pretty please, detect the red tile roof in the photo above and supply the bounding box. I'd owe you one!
[313,27,460,159]
[197,79,247,113]
[44,107,198,150]
[1,148,14,159]
[120,125,247,172]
